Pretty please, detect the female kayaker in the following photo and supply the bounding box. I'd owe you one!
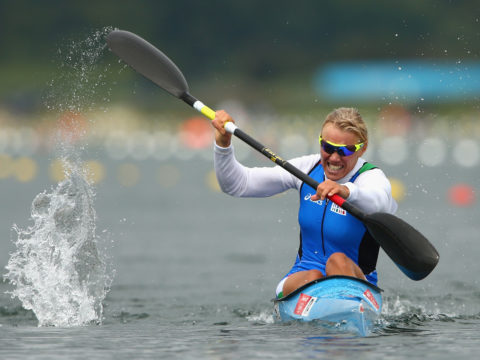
[212,107,397,298]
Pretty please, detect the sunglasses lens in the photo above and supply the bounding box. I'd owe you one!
[320,140,335,154]
[341,146,356,156]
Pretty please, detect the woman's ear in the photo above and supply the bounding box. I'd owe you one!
[359,142,368,156]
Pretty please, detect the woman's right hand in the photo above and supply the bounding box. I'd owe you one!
[212,110,234,147]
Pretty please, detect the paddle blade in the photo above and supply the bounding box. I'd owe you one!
[106,30,189,98]
[364,213,439,280]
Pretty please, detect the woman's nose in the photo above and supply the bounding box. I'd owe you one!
[329,151,342,161]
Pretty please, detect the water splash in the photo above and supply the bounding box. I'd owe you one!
[246,310,275,324]
[5,161,113,326]
[375,291,480,334]
[44,27,114,115]
[4,27,115,326]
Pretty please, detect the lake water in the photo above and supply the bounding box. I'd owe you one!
[0,146,478,359]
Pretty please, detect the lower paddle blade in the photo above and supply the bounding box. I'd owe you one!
[364,213,439,280]
[106,30,189,98]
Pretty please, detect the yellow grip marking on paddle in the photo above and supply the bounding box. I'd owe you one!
[264,148,285,163]
[200,105,215,120]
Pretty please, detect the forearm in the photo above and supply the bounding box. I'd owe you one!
[214,144,247,196]
[344,170,398,214]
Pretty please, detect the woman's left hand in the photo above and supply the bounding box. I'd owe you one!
[311,179,350,201]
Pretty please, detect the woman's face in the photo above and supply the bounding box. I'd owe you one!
[320,123,367,181]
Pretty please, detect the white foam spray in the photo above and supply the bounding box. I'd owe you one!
[5,162,112,326]
[4,28,115,326]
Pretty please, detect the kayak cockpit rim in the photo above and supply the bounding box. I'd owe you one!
[272,275,383,302]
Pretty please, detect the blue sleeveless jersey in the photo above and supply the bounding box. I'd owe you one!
[286,161,380,285]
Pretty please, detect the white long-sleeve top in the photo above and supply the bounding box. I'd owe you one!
[214,143,397,215]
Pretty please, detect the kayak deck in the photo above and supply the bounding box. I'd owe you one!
[273,275,382,336]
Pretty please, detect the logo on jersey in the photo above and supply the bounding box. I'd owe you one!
[330,202,346,216]
[304,193,323,205]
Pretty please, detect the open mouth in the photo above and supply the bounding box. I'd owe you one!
[327,162,344,172]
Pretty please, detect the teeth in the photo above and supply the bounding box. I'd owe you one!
[328,163,343,171]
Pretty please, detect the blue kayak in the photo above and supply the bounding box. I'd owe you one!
[274,275,382,336]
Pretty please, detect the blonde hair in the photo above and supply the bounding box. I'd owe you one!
[322,107,368,143]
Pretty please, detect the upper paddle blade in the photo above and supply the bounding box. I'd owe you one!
[106,30,189,98]
[364,212,439,280]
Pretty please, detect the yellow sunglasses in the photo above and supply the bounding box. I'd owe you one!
[319,136,365,156]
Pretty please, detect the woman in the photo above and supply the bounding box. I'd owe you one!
[212,107,397,298]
